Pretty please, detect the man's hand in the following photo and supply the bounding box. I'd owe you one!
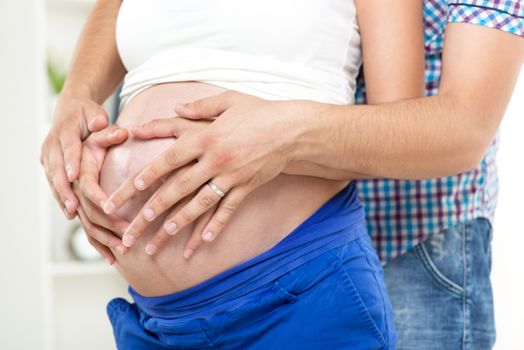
[40,94,109,219]
[103,92,306,257]
[73,125,130,264]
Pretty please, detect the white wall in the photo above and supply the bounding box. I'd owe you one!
[0,1,522,347]
[0,0,46,349]
[492,71,524,350]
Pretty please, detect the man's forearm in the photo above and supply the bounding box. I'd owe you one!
[289,25,523,181]
[290,94,501,180]
[62,0,126,103]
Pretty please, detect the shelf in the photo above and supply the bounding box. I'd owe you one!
[49,260,116,277]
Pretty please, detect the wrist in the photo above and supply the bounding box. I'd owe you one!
[59,81,98,103]
[287,100,334,163]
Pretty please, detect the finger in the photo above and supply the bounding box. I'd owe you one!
[79,194,130,239]
[86,107,109,133]
[77,208,127,257]
[47,147,79,215]
[86,126,129,148]
[196,186,250,250]
[42,142,76,218]
[79,128,128,210]
[137,162,217,227]
[141,196,195,255]
[120,163,205,248]
[130,118,179,139]
[59,127,82,182]
[181,204,217,259]
[105,140,201,214]
[174,91,238,120]
[77,207,116,264]
[87,236,116,265]
[49,181,76,220]
[131,117,207,139]
[143,182,224,255]
[78,158,110,211]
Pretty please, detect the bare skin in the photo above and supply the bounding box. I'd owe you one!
[100,82,347,296]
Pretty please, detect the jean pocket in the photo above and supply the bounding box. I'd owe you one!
[415,227,465,298]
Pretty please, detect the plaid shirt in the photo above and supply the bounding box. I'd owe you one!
[355,0,524,263]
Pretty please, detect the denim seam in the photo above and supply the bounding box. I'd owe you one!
[355,238,393,347]
[462,221,472,350]
[336,258,387,347]
[416,244,464,298]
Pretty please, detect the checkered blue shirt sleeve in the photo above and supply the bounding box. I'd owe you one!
[448,0,524,37]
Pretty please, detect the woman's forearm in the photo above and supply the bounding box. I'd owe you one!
[62,0,126,102]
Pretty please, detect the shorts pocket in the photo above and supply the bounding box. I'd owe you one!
[201,281,298,347]
[335,257,388,348]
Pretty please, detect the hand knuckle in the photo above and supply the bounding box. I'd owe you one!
[199,194,214,207]
[179,210,194,225]
[156,194,171,209]
[164,149,179,166]
[213,217,227,229]
[175,177,192,196]
[222,200,238,214]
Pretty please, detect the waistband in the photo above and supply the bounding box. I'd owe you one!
[130,182,366,319]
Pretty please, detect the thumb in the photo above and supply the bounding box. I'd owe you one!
[85,104,109,133]
[174,91,237,120]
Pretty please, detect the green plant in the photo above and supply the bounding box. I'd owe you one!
[46,60,67,95]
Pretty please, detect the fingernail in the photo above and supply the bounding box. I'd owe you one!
[63,207,69,216]
[122,233,136,247]
[116,245,126,255]
[135,178,145,190]
[103,200,115,214]
[64,199,72,212]
[66,166,73,181]
[202,231,214,242]
[164,222,177,235]
[145,243,158,255]
[143,208,154,221]
[183,248,194,259]
[99,200,105,208]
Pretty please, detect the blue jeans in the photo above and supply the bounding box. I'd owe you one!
[107,233,396,349]
[383,218,495,350]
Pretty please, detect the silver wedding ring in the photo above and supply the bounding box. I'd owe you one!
[207,181,226,198]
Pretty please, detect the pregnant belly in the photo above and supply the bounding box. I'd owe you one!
[100,82,347,296]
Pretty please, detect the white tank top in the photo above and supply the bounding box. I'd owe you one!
[116,0,361,108]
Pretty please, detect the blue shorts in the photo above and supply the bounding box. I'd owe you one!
[107,184,396,349]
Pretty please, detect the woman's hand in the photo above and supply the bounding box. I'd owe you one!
[73,125,131,264]
[40,94,110,219]
[104,92,310,257]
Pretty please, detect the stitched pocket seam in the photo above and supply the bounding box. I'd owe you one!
[416,243,464,298]
[336,258,387,347]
